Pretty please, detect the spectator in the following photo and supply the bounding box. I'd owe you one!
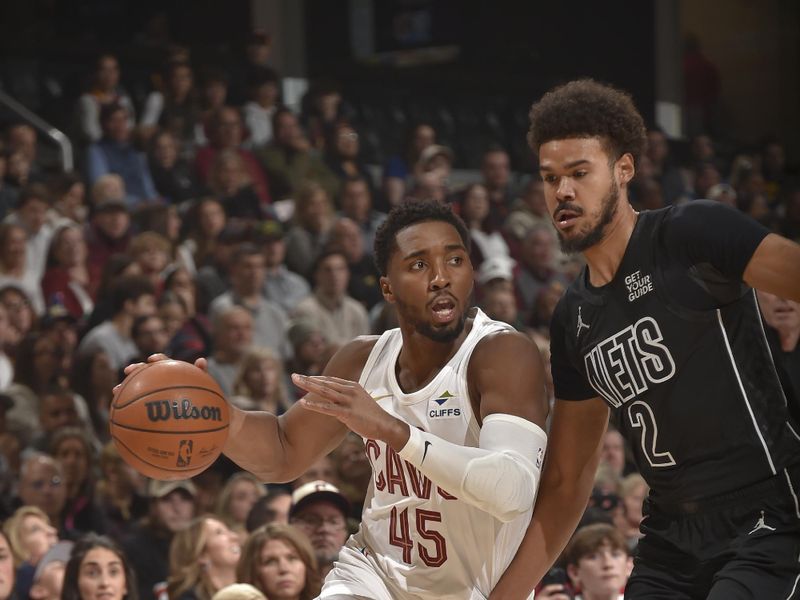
[600,427,629,479]
[148,131,202,204]
[0,151,17,219]
[292,250,369,348]
[644,128,690,205]
[30,387,81,452]
[122,480,196,600]
[0,284,35,349]
[70,350,116,443]
[481,146,516,227]
[209,243,291,360]
[139,61,202,153]
[75,54,135,144]
[0,530,13,600]
[327,217,381,309]
[231,347,291,414]
[180,198,227,275]
[29,540,72,600]
[207,306,254,397]
[324,122,371,193]
[6,124,44,181]
[61,534,137,600]
[194,107,271,206]
[95,443,147,541]
[211,583,265,600]
[0,304,12,388]
[338,176,386,253]
[284,183,335,278]
[0,222,44,315]
[198,71,229,135]
[288,481,349,579]
[50,174,87,226]
[504,178,551,247]
[613,473,648,551]
[563,524,632,600]
[246,489,292,531]
[460,182,511,268]
[757,290,800,423]
[302,83,352,153]
[242,68,280,150]
[15,455,67,535]
[237,523,320,600]
[4,183,54,291]
[382,122,436,210]
[257,108,338,201]
[331,433,371,521]
[49,428,105,536]
[285,321,330,383]
[407,144,453,204]
[86,103,158,208]
[215,473,266,541]
[129,232,172,290]
[77,275,156,371]
[167,516,240,600]
[481,285,524,330]
[257,221,311,314]
[130,315,169,364]
[134,205,185,267]
[207,151,266,222]
[515,224,569,320]
[3,506,58,598]
[85,190,132,293]
[41,224,93,321]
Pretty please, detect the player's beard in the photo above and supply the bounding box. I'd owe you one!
[558,177,620,254]
[395,297,468,343]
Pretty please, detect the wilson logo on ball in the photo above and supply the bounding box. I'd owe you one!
[145,398,223,422]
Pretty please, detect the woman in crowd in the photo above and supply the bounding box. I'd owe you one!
[61,534,137,600]
[50,172,88,224]
[167,516,240,600]
[459,182,511,269]
[94,443,147,541]
[0,224,44,315]
[148,130,202,205]
[49,428,105,536]
[231,347,291,414]
[215,473,266,542]
[41,224,94,321]
[237,523,320,600]
[0,284,36,350]
[207,150,265,222]
[128,232,172,291]
[0,529,14,600]
[3,506,58,598]
[179,198,227,274]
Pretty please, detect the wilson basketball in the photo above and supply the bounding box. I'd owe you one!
[110,360,230,480]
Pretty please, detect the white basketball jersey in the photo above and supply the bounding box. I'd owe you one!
[350,308,535,600]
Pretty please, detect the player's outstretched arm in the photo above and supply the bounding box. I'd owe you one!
[296,330,550,523]
[489,396,609,600]
[744,233,800,302]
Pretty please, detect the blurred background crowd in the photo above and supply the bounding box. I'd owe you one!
[0,1,797,599]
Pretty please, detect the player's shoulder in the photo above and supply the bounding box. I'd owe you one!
[472,327,541,366]
[323,335,381,381]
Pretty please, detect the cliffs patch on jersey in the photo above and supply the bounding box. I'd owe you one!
[428,391,461,419]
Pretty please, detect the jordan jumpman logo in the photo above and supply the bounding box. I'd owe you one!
[749,510,776,535]
[577,306,590,339]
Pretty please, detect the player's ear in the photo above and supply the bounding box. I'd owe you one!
[379,276,394,303]
[617,153,635,185]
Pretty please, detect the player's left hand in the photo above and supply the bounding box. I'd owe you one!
[292,374,410,449]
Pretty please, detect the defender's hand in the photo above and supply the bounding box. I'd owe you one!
[292,374,410,449]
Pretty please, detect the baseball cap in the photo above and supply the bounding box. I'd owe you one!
[93,196,128,213]
[255,220,285,243]
[476,256,516,285]
[290,480,349,518]
[33,540,73,582]
[418,144,454,170]
[148,479,197,499]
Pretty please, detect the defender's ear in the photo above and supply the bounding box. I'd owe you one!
[617,153,635,185]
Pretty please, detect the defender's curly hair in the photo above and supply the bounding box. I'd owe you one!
[527,79,647,163]
[373,200,470,276]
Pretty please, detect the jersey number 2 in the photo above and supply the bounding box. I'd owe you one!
[389,507,447,567]
[628,400,676,468]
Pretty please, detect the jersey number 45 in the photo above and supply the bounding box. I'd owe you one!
[389,507,447,567]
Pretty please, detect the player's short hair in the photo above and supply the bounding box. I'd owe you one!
[527,79,647,164]
[563,523,629,567]
[373,200,470,276]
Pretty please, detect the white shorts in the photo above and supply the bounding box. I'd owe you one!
[317,539,489,600]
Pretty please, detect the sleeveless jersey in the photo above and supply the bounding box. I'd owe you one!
[352,308,533,600]
[550,201,800,505]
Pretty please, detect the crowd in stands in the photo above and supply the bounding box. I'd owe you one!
[0,28,798,600]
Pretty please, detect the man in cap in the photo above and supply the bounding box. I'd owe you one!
[122,479,196,600]
[289,480,350,578]
[259,220,311,313]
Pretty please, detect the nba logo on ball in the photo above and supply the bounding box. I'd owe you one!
[110,360,230,481]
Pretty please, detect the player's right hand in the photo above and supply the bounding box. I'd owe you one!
[115,354,209,394]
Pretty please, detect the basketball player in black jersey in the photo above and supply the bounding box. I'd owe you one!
[490,79,800,600]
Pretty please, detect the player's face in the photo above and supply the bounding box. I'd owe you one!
[539,138,630,254]
[383,221,473,343]
[257,539,306,600]
[568,542,632,597]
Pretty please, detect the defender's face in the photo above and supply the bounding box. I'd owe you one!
[539,138,626,254]
[384,221,473,343]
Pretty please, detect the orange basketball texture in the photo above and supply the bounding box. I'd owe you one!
[110,360,230,480]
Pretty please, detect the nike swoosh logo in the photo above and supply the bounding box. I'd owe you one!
[422,440,432,464]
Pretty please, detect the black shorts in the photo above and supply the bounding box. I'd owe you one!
[626,465,800,600]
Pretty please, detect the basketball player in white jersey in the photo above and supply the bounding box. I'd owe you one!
[123,201,549,600]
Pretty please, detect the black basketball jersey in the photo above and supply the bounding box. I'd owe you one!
[550,201,800,504]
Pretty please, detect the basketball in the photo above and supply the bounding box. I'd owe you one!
[110,360,230,481]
